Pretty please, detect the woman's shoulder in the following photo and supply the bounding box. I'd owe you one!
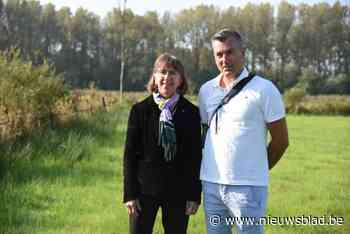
[179,96,199,118]
[131,95,154,110]
[180,96,198,110]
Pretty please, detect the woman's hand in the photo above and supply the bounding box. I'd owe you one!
[125,199,141,217]
[185,201,199,215]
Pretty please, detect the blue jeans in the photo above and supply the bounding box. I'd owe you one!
[202,181,268,234]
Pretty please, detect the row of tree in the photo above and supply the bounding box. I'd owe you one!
[0,0,349,94]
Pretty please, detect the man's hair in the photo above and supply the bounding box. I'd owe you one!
[211,28,244,49]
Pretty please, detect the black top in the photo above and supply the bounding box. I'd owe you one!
[123,95,202,203]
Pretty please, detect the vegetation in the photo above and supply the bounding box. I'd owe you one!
[284,88,350,115]
[0,102,349,234]
[0,48,69,139]
[0,1,349,233]
[0,0,349,93]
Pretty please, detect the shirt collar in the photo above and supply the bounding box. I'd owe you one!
[214,67,249,90]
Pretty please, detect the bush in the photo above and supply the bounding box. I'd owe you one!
[298,68,324,95]
[284,87,307,113]
[297,95,350,115]
[322,74,350,94]
[0,48,70,138]
[284,94,350,115]
[283,64,300,90]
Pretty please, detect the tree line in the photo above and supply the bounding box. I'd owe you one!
[0,0,349,94]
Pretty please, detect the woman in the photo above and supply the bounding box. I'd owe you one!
[123,53,202,234]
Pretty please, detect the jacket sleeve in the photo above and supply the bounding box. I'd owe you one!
[185,107,203,203]
[123,105,141,203]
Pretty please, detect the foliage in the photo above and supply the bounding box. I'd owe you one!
[294,95,350,115]
[284,86,307,113]
[285,93,350,115]
[0,0,348,94]
[0,48,69,137]
[323,73,350,94]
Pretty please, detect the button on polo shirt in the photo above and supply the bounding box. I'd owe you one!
[198,67,285,186]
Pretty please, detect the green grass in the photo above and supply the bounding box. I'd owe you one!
[0,105,349,234]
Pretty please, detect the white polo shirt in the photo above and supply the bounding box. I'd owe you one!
[198,67,285,186]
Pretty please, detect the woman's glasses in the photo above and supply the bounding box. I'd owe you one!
[157,69,178,76]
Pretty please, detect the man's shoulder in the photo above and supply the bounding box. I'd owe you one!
[199,76,219,95]
[251,75,273,86]
[249,75,279,92]
[248,75,283,104]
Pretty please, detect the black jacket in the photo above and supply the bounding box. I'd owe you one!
[123,95,202,203]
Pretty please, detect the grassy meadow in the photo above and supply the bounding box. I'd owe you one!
[0,96,349,234]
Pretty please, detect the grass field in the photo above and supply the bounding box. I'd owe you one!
[0,101,349,234]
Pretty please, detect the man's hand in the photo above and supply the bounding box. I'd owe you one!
[186,201,199,215]
[125,199,141,217]
[267,117,289,170]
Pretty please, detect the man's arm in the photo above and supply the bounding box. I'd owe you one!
[198,85,209,148]
[267,117,289,170]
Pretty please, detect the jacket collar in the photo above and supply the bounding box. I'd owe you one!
[213,66,249,89]
[146,94,185,113]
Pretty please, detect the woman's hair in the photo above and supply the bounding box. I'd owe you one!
[146,53,188,94]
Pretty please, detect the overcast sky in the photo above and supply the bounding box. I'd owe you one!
[38,0,349,17]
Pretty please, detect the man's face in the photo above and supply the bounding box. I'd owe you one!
[212,37,244,77]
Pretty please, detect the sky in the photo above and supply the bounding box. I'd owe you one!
[38,0,349,17]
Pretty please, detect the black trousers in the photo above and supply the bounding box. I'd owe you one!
[129,195,189,234]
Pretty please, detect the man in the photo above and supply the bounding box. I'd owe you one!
[198,29,289,234]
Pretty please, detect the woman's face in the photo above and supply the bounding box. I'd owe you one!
[153,64,182,98]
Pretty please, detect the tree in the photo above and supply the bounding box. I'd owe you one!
[175,5,220,72]
[339,4,350,75]
[69,7,101,86]
[159,11,176,53]
[126,11,164,89]
[238,3,259,71]
[40,3,59,59]
[275,1,295,90]
[290,4,312,74]
[254,3,274,74]
[55,7,74,81]
[0,1,349,94]
[0,0,9,49]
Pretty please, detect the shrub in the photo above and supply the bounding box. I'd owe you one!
[284,87,307,113]
[323,74,350,94]
[284,94,350,115]
[0,48,70,138]
[298,68,324,95]
[297,95,350,115]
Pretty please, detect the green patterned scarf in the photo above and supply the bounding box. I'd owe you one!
[153,93,180,162]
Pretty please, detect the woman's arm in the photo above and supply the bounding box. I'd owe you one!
[184,108,203,204]
[123,105,141,203]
